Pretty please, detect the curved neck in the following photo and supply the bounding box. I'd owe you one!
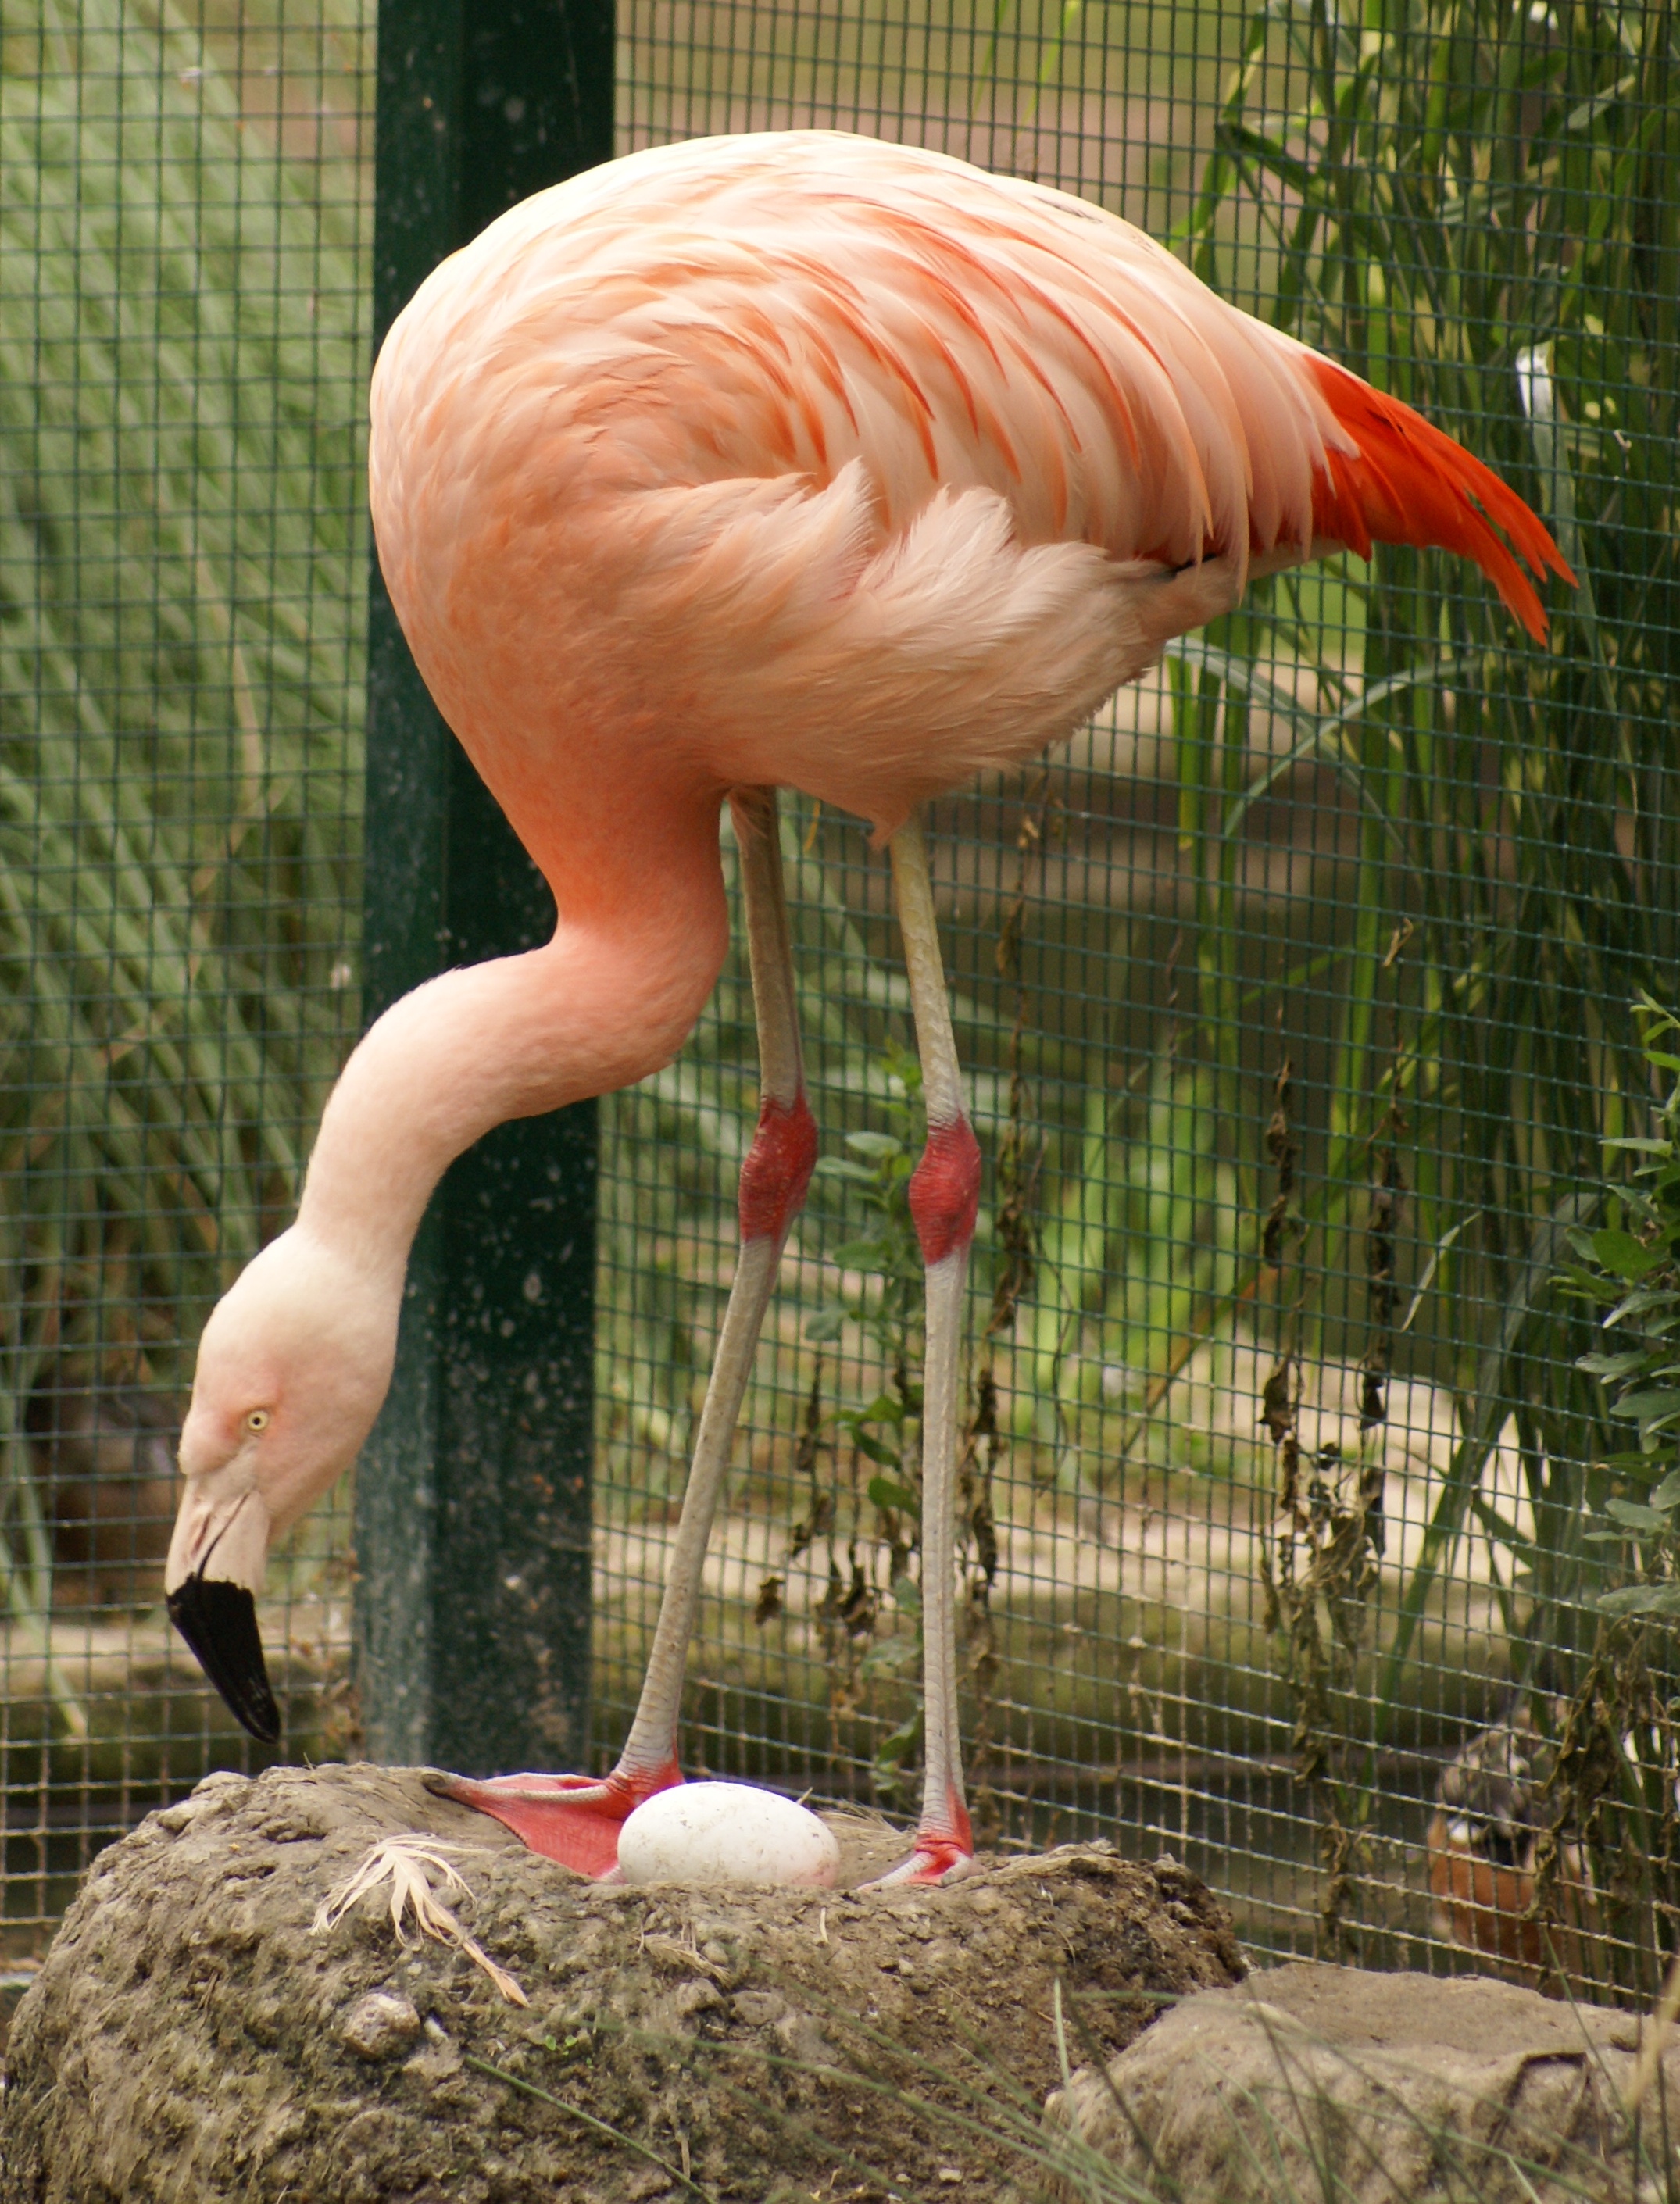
[295,884,727,1290]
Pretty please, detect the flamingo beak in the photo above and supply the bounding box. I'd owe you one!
[165,1475,281,1745]
[166,1576,280,1744]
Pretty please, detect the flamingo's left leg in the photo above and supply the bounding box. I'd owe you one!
[434,787,816,1876]
[870,811,980,1886]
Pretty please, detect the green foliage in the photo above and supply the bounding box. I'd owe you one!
[807,1042,926,1387]
[1482,999,1680,1997]
[1156,0,1680,1964]
[1182,0,1680,1270]
[1564,998,1680,1623]
[1178,0,1678,1678]
[1591,1473,1680,1622]
[0,0,367,1622]
[806,1047,935,1800]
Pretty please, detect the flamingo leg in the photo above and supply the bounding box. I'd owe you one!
[871,811,980,1885]
[434,787,816,1876]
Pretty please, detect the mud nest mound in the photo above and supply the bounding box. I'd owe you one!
[0,1762,1244,2202]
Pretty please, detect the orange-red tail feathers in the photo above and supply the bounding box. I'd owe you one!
[1306,358,1574,643]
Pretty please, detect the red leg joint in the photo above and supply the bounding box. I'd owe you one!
[909,1116,981,1266]
[738,1089,818,1244]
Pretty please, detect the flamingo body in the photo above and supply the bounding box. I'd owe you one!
[370,130,1565,877]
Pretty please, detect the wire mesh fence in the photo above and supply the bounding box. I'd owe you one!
[0,0,370,1949]
[602,0,1680,1999]
[4,0,1678,2014]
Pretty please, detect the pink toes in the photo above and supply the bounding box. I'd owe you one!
[428,1761,682,1879]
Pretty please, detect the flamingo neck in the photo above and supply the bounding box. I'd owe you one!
[294,895,724,1291]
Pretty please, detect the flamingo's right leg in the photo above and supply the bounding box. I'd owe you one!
[433,787,814,1877]
[867,811,980,1886]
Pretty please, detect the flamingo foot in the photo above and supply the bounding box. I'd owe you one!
[424,1762,682,1880]
[865,1833,978,1887]
[863,1787,975,1887]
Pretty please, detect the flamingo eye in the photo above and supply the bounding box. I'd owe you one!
[244,1409,271,1435]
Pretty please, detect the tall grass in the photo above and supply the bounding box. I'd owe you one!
[0,0,368,1627]
[1181,0,1677,1551]
[1149,0,1680,1969]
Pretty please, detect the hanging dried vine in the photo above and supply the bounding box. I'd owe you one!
[1259,1046,1394,1959]
[958,771,1053,1841]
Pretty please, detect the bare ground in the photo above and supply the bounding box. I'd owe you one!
[1049,1962,1680,2203]
[0,1762,1245,2202]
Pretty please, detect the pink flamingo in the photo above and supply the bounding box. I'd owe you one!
[165,130,1569,1884]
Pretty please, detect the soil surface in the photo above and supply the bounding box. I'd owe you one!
[0,1762,1245,2202]
[1049,1961,1680,2203]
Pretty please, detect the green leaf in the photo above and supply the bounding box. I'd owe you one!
[867,1474,918,1513]
[805,1307,846,1343]
[881,1709,922,1752]
[1597,1584,1680,1619]
[873,1704,924,1789]
[1605,1287,1680,1327]
[845,1131,903,1159]
[1651,1468,1680,1510]
[860,1394,906,1425]
[830,1239,886,1268]
[889,1570,921,1611]
[853,1431,901,1468]
[813,1157,878,1184]
[1611,1388,1680,1427]
[1577,1350,1651,1379]
[1605,1499,1671,1531]
[1592,1227,1659,1281]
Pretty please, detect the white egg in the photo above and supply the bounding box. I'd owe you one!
[617,1781,840,1887]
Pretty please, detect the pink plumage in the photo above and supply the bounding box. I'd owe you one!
[166,130,1570,1885]
[370,130,1568,859]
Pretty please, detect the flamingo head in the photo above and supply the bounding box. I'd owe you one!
[166,1227,396,1743]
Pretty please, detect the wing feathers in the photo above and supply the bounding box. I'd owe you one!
[1305,357,1575,643]
[376,123,1576,825]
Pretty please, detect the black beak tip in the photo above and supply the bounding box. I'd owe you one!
[167,1576,281,1745]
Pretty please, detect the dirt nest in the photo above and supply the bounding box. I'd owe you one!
[0,1762,1244,2202]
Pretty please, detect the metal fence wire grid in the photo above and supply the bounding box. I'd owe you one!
[1,0,1676,2009]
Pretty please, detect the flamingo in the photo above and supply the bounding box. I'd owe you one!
[164,130,1570,1885]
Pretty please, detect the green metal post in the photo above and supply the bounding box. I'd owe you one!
[357,0,613,1773]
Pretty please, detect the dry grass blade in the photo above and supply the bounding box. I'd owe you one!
[310,1838,528,2006]
[1623,1945,1680,2119]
